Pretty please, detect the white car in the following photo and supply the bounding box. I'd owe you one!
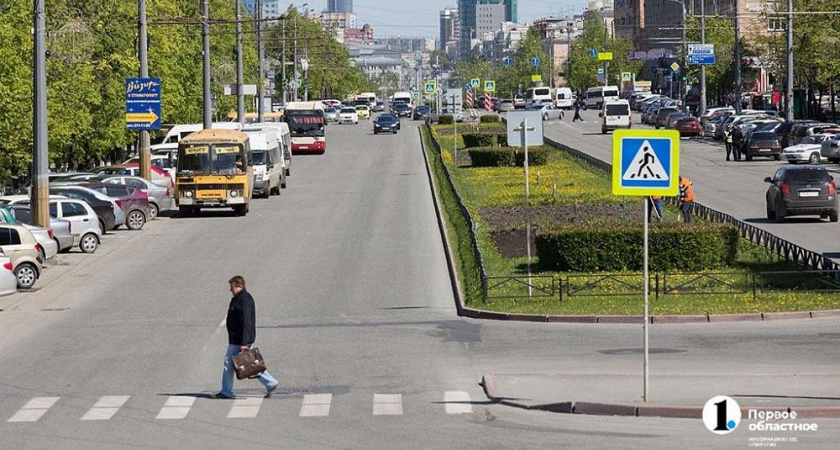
[338,107,359,124]
[784,134,833,164]
[0,253,16,296]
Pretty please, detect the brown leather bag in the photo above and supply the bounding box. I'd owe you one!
[232,347,267,380]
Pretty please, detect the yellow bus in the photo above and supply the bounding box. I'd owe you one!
[175,129,254,217]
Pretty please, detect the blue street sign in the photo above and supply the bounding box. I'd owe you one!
[687,54,716,65]
[611,130,680,196]
[465,82,473,91]
[589,48,597,58]
[531,57,540,67]
[503,57,513,67]
[125,77,161,131]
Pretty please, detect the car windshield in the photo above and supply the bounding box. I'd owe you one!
[249,151,268,165]
[752,132,776,140]
[325,107,336,113]
[417,106,431,112]
[606,104,629,115]
[341,108,356,114]
[378,115,397,123]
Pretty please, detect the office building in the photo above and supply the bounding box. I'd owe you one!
[327,0,353,13]
[458,0,516,57]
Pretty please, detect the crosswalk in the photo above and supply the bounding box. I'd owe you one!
[4,390,477,424]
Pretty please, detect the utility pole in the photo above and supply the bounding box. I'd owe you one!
[235,0,244,125]
[138,0,151,181]
[293,18,299,102]
[304,31,309,101]
[699,0,707,115]
[734,0,742,114]
[201,0,211,128]
[785,0,794,121]
[257,0,265,122]
[282,19,287,105]
[31,0,49,228]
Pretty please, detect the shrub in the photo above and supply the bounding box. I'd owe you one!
[439,115,454,125]
[467,147,515,167]
[462,133,500,148]
[480,114,500,123]
[513,147,548,166]
[535,222,739,272]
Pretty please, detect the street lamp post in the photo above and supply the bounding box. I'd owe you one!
[785,0,794,121]
[699,0,707,116]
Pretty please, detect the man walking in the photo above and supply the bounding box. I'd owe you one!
[572,98,584,122]
[214,275,278,399]
[678,176,695,223]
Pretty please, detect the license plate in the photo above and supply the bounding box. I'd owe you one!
[799,191,819,197]
[758,148,770,152]
[299,146,308,149]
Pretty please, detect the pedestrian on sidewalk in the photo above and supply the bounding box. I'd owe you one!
[214,275,278,399]
[678,176,695,223]
[724,128,734,161]
[572,99,584,122]
[648,196,663,222]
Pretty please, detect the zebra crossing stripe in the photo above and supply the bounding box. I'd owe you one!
[80,395,130,421]
[227,397,263,419]
[156,396,196,420]
[7,397,60,423]
[299,393,332,417]
[444,391,473,414]
[372,394,403,416]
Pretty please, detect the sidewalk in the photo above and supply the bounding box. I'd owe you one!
[481,372,840,419]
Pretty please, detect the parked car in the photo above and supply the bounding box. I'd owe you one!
[0,223,43,289]
[783,134,833,164]
[100,176,172,220]
[6,205,74,253]
[765,165,838,222]
[654,108,679,129]
[819,135,840,163]
[0,251,16,297]
[83,183,149,230]
[91,164,174,190]
[338,107,359,124]
[530,103,564,121]
[513,95,526,109]
[46,199,102,253]
[494,99,515,113]
[744,131,783,161]
[675,116,702,137]
[355,104,371,119]
[49,186,119,232]
[0,206,57,260]
[412,105,432,120]
[323,106,339,123]
[373,113,400,134]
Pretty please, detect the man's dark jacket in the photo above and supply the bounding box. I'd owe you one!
[227,289,256,345]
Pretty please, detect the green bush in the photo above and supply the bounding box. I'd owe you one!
[467,147,514,167]
[480,114,500,123]
[514,147,548,166]
[535,222,739,272]
[439,115,454,125]
[462,133,500,148]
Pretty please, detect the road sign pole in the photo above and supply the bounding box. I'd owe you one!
[138,0,151,181]
[32,0,49,228]
[522,119,532,297]
[643,197,650,403]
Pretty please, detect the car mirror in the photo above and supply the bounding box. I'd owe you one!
[764,177,772,183]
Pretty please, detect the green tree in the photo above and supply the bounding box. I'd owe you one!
[568,13,642,92]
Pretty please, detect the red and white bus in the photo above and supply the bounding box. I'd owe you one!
[284,101,326,154]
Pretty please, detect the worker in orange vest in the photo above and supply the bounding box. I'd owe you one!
[679,176,695,223]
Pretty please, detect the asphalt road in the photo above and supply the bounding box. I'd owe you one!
[542,109,840,262]
[0,117,837,449]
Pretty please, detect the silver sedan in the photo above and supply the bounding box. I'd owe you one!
[101,176,173,220]
[530,103,565,121]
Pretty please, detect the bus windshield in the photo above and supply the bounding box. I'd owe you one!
[177,144,245,176]
[286,113,325,137]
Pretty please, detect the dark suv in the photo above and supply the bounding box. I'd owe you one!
[765,165,838,222]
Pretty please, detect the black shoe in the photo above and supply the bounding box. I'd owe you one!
[265,384,278,398]
[212,392,234,399]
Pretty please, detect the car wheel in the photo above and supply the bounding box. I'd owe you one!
[831,159,840,164]
[601,127,607,134]
[233,205,247,216]
[179,206,191,217]
[80,233,99,253]
[14,263,38,289]
[99,219,106,235]
[773,154,781,161]
[149,203,159,220]
[830,210,839,222]
[766,203,776,220]
[543,113,549,121]
[808,153,820,164]
[126,210,146,230]
[746,153,753,161]
[286,167,290,176]
[775,202,786,222]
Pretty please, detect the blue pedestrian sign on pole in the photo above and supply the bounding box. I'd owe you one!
[125,78,161,130]
[531,57,540,67]
[589,49,598,58]
[503,57,513,67]
[687,44,716,65]
[612,130,680,196]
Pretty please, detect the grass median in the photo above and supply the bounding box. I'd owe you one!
[423,124,840,316]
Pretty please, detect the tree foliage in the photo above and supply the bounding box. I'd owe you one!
[568,14,642,92]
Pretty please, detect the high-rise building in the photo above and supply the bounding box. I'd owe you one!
[458,0,516,57]
[440,7,460,50]
[327,0,353,13]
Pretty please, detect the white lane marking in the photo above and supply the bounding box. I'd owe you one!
[299,393,332,417]
[444,391,473,414]
[372,394,403,416]
[227,397,263,418]
[7,397,60,423]
[80,395,130,421]
[156,396,196,420]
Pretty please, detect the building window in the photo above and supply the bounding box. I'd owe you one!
[768,18,785,32]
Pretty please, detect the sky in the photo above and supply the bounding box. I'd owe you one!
[286,1,591,38]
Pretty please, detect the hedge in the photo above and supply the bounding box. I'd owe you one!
[480,114,500,123]
[467,146,549,167]
[535,222,739,272]
[461,132,504,148]
[439,115,454,125]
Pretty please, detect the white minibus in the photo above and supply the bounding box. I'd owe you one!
[584,85,620,110]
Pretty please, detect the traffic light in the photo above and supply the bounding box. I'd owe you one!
[681,75,687,82]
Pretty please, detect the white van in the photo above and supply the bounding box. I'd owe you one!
[525,87,553,107]
[243,129,285,198]
[247,122,292,176]
[149,122,242,157]
[554,87,574,109]
[392,91,413,108]
[600,99,632,134]
[584,85,620,110]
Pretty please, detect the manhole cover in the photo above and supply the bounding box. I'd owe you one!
[599,348,687,355]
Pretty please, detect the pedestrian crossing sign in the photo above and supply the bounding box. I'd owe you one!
[612,129,679,196]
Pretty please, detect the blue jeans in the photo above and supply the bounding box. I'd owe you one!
[220,344,277,397]
[680,201,693,223]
